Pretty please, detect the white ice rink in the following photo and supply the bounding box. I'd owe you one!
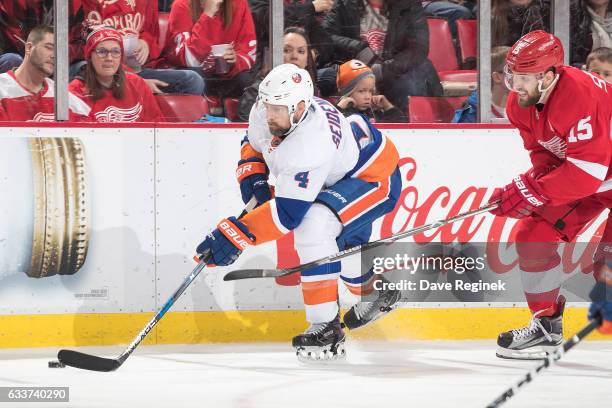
[0,340,610,408]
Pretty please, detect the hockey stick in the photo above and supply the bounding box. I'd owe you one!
[486,316,602,408]
[57,198,257,372]
[223,201,499,281]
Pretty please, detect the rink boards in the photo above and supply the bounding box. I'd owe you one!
[0,123,605,347]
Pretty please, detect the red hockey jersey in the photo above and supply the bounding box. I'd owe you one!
[166,0,256,77]
[507,66,612,206]
[68,72,162,122]
[0,70,90,121]
[80,0,161,61]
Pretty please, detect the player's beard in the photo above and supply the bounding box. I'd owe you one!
[29,48,54,77]
[268,122,289,137]
[517,88,541,107]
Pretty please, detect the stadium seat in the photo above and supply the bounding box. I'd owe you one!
[223,98,240,121]
[439,70,477,97]
[158,12,170,51]
[408,96,466,123]
[427,18,459,72]
[456,19,477,68]
[205,95,224,116]
[156,94,209,122]
[438,70,477,82]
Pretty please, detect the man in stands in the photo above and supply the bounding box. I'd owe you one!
[0,25,90,121]
[0,0,84,73]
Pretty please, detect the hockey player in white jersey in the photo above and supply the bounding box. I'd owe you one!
[196,64,402,360]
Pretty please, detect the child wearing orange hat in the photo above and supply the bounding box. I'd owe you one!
[335,60,406,123]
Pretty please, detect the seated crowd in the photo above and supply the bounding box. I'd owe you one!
[0,0,609,123]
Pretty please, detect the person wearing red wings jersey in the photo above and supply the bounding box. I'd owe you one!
[487,30,612,359]
[69,26,162,123]
[0,25,90,122]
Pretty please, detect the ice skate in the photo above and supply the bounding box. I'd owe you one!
[292,314,346,362]
[496,296,565,360]
[343,275,401,330]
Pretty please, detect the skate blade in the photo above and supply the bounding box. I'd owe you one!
[295,343,346,363]
[496,344,561,361]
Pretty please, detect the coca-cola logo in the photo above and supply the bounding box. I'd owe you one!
[379,157,604,276]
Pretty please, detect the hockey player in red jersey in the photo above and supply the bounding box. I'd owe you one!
[69,26,162,123]
[0,25,90,122]
[487,30,612,359]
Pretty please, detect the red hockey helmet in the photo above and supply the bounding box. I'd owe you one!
[505,30,564,74]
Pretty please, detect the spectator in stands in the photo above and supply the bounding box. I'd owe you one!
[72,0,205,96]
[422,1,476,37]
[237,27,319,121]
[0,25,90,122]
[491,0,550,47]
[0,0,84,73]
[335,59,406,122]
[452,46,510,123]
[249,0,335,74]
[570,0,612,66]
[322,0,442,112]
[585,46,612,83]
[165,0,257,99]
[69,26,162,122]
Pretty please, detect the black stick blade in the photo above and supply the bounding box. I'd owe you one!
[223,268,286,281]
[57,349,121,372]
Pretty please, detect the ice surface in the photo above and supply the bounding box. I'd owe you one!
[0,340,610,408]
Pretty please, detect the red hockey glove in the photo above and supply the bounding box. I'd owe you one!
[489,173,549,219]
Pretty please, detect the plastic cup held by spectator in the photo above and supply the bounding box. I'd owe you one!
[212,44,231,75]
[122,35,142,72]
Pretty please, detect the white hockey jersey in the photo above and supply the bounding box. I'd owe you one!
[238,97,399,245]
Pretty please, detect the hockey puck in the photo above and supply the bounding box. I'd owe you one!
[48,360,65,368]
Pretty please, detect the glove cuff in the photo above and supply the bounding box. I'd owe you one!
[217,217,255,250]
[512,173,548,208]
[236,159,267,183]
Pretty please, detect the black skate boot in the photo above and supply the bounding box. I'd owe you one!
[343,275,401,330]
[496,296,565,360]
[292,313,346,362]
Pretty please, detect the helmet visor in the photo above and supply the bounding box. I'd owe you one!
[504,64,544,92]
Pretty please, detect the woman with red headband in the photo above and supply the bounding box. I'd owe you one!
[69,26,162,122]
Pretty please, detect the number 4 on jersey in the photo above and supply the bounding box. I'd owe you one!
[294,171,310,188]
